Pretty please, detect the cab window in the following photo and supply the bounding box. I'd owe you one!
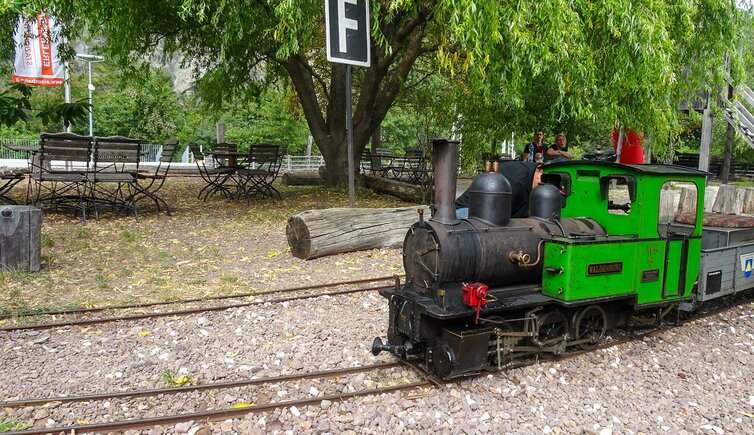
[601,175,636,215]
[658,180,697,237]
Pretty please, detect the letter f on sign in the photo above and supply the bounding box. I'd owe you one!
[338,0,358,53]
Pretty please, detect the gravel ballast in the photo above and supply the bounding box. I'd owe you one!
[2,291,754,434]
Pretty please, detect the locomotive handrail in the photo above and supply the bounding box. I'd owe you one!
[447,225,534,234]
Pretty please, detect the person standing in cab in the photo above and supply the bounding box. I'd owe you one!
[521,130,546,163]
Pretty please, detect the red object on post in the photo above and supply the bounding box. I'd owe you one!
[462,282,488,324]
[611,128,645,164]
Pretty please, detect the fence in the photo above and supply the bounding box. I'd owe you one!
[2,138,325,172]
[1,138,163,162]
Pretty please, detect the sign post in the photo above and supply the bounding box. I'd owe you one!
[325,0,370,207]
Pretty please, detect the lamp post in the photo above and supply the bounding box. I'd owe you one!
[76,54,104,136]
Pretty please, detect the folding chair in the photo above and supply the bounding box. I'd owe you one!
[90,136,141,219]
[236,144,285,200]
[132,139,178,215]
[188,143,236,201]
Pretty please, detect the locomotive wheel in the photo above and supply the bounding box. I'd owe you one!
[535,310,569,349]
[573,304,607,350]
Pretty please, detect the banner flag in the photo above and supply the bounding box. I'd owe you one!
[12,12,65,86]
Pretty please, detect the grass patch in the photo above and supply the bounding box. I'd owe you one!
[220,273,239,284]
[75,227,91,239]
[161,369,193,387]
[0,269,34,284]
[41,233,55,248]
[0,417,27,431]
[93,273,111,290]
[119,229,138,242]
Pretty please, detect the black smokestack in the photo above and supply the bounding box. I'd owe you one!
[430,138,460,225]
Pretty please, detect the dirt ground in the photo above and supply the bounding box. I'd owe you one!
[0,177,411,314]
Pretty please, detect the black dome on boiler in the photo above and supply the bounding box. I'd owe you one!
[468,172,512,226]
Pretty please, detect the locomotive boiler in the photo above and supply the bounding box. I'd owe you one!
[372,138,725,379]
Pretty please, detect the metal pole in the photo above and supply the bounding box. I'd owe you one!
[64,61,71,133]
[88,61,93,136]
[346,64,355,207]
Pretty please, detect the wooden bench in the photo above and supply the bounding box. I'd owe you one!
[30,132,93,219]
[0,168,28,205]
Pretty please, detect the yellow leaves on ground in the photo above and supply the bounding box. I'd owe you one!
[137,331,152,336]
[3,178,406,313]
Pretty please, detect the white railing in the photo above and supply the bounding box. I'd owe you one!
[282,155,325,171]
[2,138,326,172]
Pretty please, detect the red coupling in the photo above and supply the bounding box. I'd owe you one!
[462,282,488,324]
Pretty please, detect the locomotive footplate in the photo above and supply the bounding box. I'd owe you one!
[421,283,558,319]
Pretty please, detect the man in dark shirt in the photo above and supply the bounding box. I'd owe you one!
[521,130,545,163]
[455,161,542,219]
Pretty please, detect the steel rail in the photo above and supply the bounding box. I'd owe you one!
[0,274,403,320]
[3,381,432,435]
[3,297,748,434]
[0,284,392,332]
[0,361,403,408]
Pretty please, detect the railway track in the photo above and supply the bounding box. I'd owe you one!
[0,361,431,435]
[0,275,401,332]
[2,294,749,434]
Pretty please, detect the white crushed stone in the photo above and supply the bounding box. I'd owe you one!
[1,285,753,434]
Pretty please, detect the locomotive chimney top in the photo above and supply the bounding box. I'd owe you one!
[430,138,460,225]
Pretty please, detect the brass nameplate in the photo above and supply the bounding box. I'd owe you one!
[587,262,623,276]
[641,269,660,282]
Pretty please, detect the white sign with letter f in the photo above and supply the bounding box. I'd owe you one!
[325,0,370,67]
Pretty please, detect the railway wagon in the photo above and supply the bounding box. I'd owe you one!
[372,139,754,379]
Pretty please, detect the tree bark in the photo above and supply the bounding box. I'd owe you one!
[363,175,425,203]
[286,206,429,260]
[281,171,325,186]
[281,6,433,187]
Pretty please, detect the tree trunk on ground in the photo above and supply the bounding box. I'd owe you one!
[282,171,325,186]
[363,175,426,203]
[286,206,429,259]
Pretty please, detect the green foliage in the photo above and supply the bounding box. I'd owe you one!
[7,0,744,185]
[0,83,88,129]
[221,87,310,154]
[0,417,27,431]
[93,68,184,142]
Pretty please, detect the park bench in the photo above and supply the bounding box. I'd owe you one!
[0,168,28,204]
[89,135,142,219]
[30,132,93,219]
[361,148,394,177]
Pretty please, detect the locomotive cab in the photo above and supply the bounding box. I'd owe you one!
[541,161,707,306]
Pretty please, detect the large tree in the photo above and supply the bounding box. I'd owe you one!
[5,0,741,185]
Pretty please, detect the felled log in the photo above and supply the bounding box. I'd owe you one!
[286,206,429,259]
[363,174,425,203]
[712,185,747,214]
[677,187,697,215]
[281,171,326,186]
